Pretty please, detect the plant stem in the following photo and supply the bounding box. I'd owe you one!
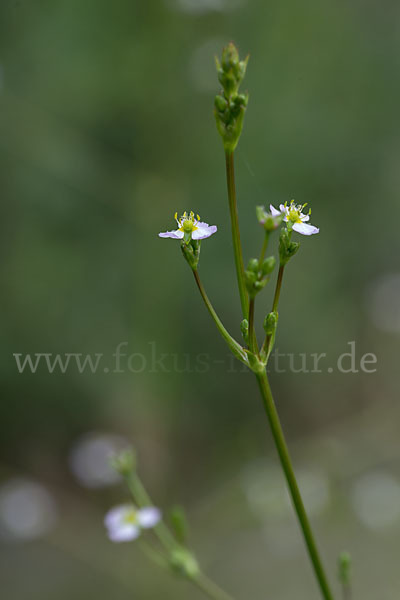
[248,298,257,353]
[193,573,236,600]
[272,264,285,312]
[261,264,285,356]
[125,471,176,552]
[193,269,247,364]
[225,150,248,318]
[259,232,270,264]
[126,470,237,600]
[256,371,334,600]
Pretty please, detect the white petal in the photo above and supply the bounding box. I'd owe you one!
[158,229,184,239]
[269,204,281,217]
[104,504,133,529]
[292,222,319,236]
[279,204,288,214]
[108,524,140,542]
[192,225,217,240]
[300,214,310,222]
[137,507,161,529]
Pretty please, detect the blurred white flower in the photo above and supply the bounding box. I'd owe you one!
[365,272,400,333]
[351,471,400,531]
[69,432,130,489]
[0,478,57,541]
[105,504,161,542]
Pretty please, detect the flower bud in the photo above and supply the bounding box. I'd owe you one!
[279,228,300,265]
[169,506,188,544]
[247,258,259,273]
[338,552,351,586]
[169,548,200,579]
[263,311,278,335]
[261,256,276,275]
[110,448,136,476]
[240,319,249,344]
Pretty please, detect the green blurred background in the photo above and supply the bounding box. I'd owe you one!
[1,0,400,598]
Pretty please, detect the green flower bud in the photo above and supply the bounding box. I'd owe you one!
[247,258,259,273]
[256,205,283,232]
[169,548,200,579]
[169,506,188,544]
[214,94,228,113]
[261,256,276,275]
[240,319,249,344]
[215,43,249,152]
[279,228,300,265]
[110,448,136,476]
[263,311,278,335]
[338,552,351,586]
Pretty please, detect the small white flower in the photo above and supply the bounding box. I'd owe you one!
[270,201,319,236]
[159,211,217,241]
[104,504,161,543]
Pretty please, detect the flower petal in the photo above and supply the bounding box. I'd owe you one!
[292,222,319,235]
[192,225,217,240]
[300,214,310,222]
[137,507,161,529]
[269,204,281,217]
[158,229,184,239]
[279,204,288,214]
[104,504,133,529]
[108,524,140,542]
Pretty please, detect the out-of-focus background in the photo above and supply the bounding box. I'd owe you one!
[1,1,400,598]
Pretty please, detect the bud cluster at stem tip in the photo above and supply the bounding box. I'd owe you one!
[244,255,276,299]
[214,42,249,153]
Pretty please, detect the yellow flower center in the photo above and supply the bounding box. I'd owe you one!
[285,201,309,224]
[175,211,201,232]
[123,509,138,525]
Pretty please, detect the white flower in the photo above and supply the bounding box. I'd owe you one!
[159,211,217,241]
[270,201,319,236]
[104,504,161,542]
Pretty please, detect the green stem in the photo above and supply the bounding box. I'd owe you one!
[225,150,248,318]
[248,298,257,353]
[272,264,285,313]
[256,371,334,600]
[193,269,248,364]
[259,232,270,264]
[126,470,237,600]
[193,573,236,600]
[125,471,176,552]
[261,264,285,357]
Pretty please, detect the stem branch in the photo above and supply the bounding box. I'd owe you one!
[193,269,247,364]
[225,150,248,318]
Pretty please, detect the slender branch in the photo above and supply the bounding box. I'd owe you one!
[261,264,285,357]
[125,471,177,552]
[272,264,285,313]
[126,470,237,600]
[248,298,257,353]
[256,371,334,600]
[193,573,236,600]
[259,232,270,264]
[193,269,248,364]
[225,150,249,318]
